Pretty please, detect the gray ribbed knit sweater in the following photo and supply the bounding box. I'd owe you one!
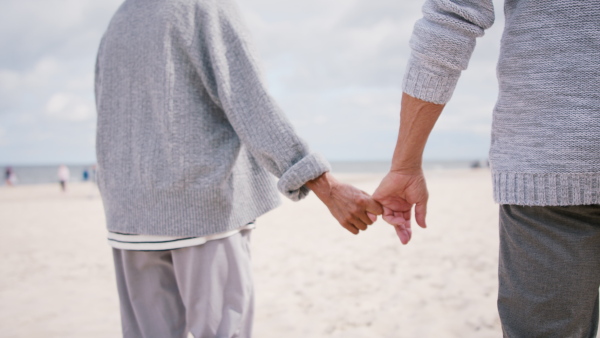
[404,0,600,206]
[94,0,330,237]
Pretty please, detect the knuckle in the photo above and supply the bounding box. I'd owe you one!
[359,196,370,207]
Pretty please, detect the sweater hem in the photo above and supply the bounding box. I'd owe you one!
[492,171,600,206]
[101,171,282,237]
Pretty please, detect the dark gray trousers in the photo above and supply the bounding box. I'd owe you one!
[499,205,600,338]
[112,230,254,338]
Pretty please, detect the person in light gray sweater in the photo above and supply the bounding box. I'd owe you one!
[372,0,600,336]
[95,0,382,336]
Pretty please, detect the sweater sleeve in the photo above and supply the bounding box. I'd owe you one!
[189,0,330,201]
[403,0,495,104]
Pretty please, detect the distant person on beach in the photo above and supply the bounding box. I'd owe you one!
[95,1,382,337]
[57,165,70,192]
[4,167,16,186]
[373,0,600,336]
[4,167,9,185]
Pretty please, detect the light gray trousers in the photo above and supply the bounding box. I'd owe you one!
[112,230,254,338]
[499,205,600,338]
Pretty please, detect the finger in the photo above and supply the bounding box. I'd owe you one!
[367,212,377,223]
[383,206,394,218]
[382,213,407,228]
[352,217,369,231]
[356,209,374,226]
[415,202,427,228]
[403,209,412,221]
[341,221,360,235]
[382,207,409,227]
[394,219,412,243]
[402,209,413,232]
[364,196,384,215]
[395,225,412,245]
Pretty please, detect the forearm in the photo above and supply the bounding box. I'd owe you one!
[391,93,445,172]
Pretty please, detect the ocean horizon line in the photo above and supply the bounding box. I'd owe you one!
[2,160,485,186]
[0,159,484,168]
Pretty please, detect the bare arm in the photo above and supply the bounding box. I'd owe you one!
[373,93,445,244]
[375,0,494,244]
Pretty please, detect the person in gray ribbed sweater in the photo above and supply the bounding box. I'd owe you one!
[95,0,382,336]
[373,0,600,336]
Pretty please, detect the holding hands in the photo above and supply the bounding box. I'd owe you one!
[306,169,428,245]
[307,92,444,243]
[370,93,444,244]
[306,167,429,245]
[373,169,428,245]
[306,172,383,235]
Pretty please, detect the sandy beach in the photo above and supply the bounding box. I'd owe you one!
[0,168,501,337]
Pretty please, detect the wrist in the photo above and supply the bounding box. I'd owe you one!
[305,172,335,200]
[389,165,423,176]
[390,154,423,173]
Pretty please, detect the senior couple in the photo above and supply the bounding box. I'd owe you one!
[95,0,600,337]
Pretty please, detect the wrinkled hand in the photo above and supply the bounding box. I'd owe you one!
[373,169,428,244]
[307,172,383,234]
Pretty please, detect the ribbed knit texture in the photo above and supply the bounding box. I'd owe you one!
[95,0,330,237]
[404,0,600,206]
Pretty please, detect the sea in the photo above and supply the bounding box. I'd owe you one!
[1,160,481,186]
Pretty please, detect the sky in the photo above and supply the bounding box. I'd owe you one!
[0,0,505,165]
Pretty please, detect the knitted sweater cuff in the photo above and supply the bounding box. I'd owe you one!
[277,152,331,201]
[402,60,461,105]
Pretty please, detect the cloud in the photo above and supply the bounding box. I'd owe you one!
[241,0,420,92]
[45,93,94,121]
[0,0,114,163]
[0,0,505,163]
[237,0,503,160]
[0,57,94,123]
[0,0,117,121]
[0,57,59,90]
[0,0,122,69]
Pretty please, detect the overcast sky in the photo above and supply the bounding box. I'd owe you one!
[0,0,505,165]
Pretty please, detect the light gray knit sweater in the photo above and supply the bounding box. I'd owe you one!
[95,0,330,237]
[404,0,600,206]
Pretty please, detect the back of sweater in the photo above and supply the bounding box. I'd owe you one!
[492,1,600,205]
[95,0,330,237]
[403,0,600,206]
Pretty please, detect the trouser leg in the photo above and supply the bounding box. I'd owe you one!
[172,230,254,338]
[112,248,187,338]
[498,205,600,338]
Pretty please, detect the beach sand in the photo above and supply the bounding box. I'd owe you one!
[0,169,501,337]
